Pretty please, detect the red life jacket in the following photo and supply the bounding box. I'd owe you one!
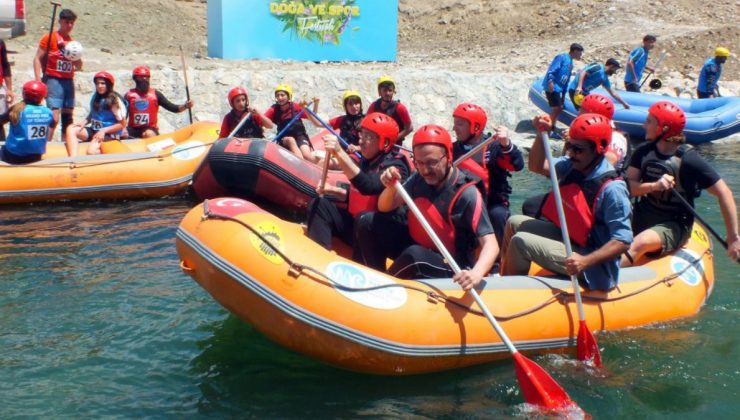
[125,88,159,129]
[452,136,491,194]
[347,151,412,217]
[407,169,480,254]
[44,32,75,80]
[541,168,619,247]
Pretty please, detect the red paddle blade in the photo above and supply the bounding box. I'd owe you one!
[576,320,603,368]
[512,352,578,410]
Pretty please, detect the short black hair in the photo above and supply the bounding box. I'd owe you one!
[570,43,584,52]
[59,9,77,21]
[643,34,657,42]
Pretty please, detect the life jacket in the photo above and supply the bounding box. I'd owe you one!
[407,169,481,257]
[541,168,619,247]
[44,32,75,80]
[338,113,363,145]
[89,94,126,137]
[639,144,695,211]
[4,104,54,156]
[452,136,490,194]
[371,98,406,131]
[272,102,309,140]
[347,151,412,216]
[125,88,159,129]
[225,110,264,139]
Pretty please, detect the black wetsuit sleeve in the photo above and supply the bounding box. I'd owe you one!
[350,155,410,195]
[155,90,182,113]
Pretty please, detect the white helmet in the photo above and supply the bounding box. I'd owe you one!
[63,41,83,61]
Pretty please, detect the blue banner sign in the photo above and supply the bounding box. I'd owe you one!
[208,0,398,62]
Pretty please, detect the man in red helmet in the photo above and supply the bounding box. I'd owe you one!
[123,66,195,138]
[218,86,273,139]
[306,112,412,262]
[451,102,523,248]
[364,124,498,290]
[500,113,633,291]
[622,101,740,264]
[578,93,630,173]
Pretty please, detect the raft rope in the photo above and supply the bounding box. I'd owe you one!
[0,141,216,170]
[203,206,711,322]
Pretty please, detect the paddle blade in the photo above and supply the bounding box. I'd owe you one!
[576,320,602,368]
[512,352,576,410]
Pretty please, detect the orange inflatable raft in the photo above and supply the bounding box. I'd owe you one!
[0,121,219,203]
[176,197,715,375]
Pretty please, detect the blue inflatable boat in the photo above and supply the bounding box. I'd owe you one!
[528,77,740,144]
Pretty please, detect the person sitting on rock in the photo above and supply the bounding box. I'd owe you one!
[621,101,740,265]
[65,71,127,157]
[451,102,523,248]
[219,86,273,139]
[263,83,323,162]
[124,66,194,138]
[328,90,365,153]
[568,58,630,111]
[501,113,632,291]
[366,75,413,145]
[0,81,54,164]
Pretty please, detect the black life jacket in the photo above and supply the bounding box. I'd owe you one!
[639,144,697,211]
[272,102,308,139]
[226,110,264,139]
[338,113,363,146]
[371,98,406,131]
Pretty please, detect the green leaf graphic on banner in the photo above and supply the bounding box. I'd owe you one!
[270,0,359,46]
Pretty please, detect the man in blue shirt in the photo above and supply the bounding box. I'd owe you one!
[501,113,632,291]
[569,58,631,111]
[697,47,730,98]
[542,43,584,139]
[624,34,657,92]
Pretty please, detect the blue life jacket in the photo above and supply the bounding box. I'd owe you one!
[89,94,126,137]
[569,63,610,93]
[625,47,649,84]
[5,104,54,156]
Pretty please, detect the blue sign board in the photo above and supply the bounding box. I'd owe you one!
[208,0,398,62]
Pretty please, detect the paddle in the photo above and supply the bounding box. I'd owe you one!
[41,1,62,83]
[306,149,333,228]
[639,50,667,89]
[452,133,499,167]
[393,180,579,411]
[179,46,193,124]
[540,130,602,368]
[671,190,736,257]
[303,107,362,160]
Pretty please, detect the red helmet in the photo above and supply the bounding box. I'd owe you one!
[412,124,453,158]
[132,66,151,78]
[360,112,399,153]
[648,101,686,139]
[227,87,248,107]
[94,71,115,86]
[580,94,615,119]
[23,80,48,104]
[568,113,613,154]
[452,102,487,137]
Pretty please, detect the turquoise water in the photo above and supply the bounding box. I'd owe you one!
[1,145,737,418]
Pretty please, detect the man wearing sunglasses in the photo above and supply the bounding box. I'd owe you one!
[363,124,498,291]
[500,113,633,291]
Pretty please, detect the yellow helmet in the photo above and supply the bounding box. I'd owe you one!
[715,47,730,57]
[573,93,585,106]
[342,89,362,104]
[275,83,293,100]
[377,75,396,89]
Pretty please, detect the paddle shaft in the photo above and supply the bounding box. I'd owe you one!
[41,1,62,83]
[541,132,586,321]
[640,51,667,88]
[303,107,362,160]
[452,133,498,167]
[272,102,311,143]
[179,46,193,124]
[671,189,728,249]
[394,182,520,354]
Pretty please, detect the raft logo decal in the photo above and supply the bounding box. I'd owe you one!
[172,140,206,161]
[249,222,285,265]
[269,0,360,46]
[670,249,705,286]
[326,262,407,310]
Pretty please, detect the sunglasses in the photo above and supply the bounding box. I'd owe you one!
[565,143,588,154]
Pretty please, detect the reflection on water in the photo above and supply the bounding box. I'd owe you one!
[0,148,737,418]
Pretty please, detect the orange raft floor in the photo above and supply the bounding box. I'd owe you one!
[176,197,716,375]
[0,121,219,204]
